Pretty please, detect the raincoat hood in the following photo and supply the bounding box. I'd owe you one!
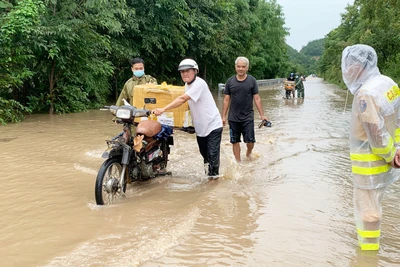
[341,44,381,94]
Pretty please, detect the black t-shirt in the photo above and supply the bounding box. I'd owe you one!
[224,74,258,122]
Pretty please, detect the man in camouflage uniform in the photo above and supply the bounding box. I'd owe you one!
[116,57,157,106]
[295,75,305,98]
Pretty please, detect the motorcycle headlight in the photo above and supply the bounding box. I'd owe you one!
[116,108,132,119]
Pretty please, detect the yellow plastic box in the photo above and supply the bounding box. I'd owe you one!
[132,82,192,127]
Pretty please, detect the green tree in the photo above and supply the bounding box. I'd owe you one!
[250,0,288,79]
[0,0,41,123]
[319,2,361,86]
[0,0,292,123]
[300,38,324,58]
[0,0,42,98]
[319,0,400,86]
[27,0,128,114]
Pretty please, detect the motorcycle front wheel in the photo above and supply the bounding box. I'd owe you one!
[95,157,127,205]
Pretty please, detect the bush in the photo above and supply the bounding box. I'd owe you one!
[0,97,32,125]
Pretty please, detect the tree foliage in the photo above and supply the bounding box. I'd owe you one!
[319,0,400,87]
[284,38,325,77]
[0,0,289,123]
[300,38,324,58]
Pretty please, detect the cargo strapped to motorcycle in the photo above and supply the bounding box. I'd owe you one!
[154,124,173,140]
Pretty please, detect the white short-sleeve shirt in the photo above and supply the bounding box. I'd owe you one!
[185,77,222,137]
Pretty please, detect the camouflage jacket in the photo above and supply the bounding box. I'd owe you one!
[116,75,157,106]
[295,77,304,90]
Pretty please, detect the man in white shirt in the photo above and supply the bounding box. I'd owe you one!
[152,59,223,179]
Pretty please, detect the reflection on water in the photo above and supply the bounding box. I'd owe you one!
[0,77,399,266]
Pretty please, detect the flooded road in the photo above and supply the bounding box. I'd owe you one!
[1,77,399,267]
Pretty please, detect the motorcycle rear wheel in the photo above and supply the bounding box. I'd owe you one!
[95,157,126,205]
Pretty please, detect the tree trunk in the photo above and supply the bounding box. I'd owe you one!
[49,59,55,114]
[114,72,118,102]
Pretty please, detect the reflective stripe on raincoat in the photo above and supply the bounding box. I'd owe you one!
[349,78,400,190]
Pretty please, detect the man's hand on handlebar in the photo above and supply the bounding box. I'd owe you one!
[152,108,165,116]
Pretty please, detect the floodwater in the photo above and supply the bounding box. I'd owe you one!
[1,77,399,267]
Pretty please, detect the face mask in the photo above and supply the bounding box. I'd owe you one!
[133,70,145,77]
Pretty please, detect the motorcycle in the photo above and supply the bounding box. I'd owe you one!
[95,103,173,205]
[284,80,295,99]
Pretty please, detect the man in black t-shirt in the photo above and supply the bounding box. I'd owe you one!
[222,57,269,162]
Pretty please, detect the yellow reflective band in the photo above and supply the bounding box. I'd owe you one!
[359,241,379,251]
[385,85,400,103]
[396,128,400,143]
[352,164,390,175]
[350,153,383,162]
[357,228,381,238]
[383,148,396,163]
[371,137,394,155]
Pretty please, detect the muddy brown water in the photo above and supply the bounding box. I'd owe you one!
[1,77,399,267]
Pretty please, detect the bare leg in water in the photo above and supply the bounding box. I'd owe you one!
[246,143,254,159]
[233,143,241,162]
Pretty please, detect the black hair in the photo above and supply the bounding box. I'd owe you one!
[130,57,144,66]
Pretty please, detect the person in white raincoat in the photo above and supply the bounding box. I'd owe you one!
[341,44,400,250]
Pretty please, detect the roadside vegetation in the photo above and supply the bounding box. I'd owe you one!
[286,38,324,77]
[319,0,400,88]
[2,0,397,124]
[0,0,290,124]
[287,1,400,90]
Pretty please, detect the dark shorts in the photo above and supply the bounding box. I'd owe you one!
[229,120,255,144]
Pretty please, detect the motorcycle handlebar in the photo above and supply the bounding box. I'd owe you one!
[101,105,152,119]
[100,105,119,111]
[100,106,110,111]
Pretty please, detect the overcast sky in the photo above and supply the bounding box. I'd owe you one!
[276,0,354,51]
